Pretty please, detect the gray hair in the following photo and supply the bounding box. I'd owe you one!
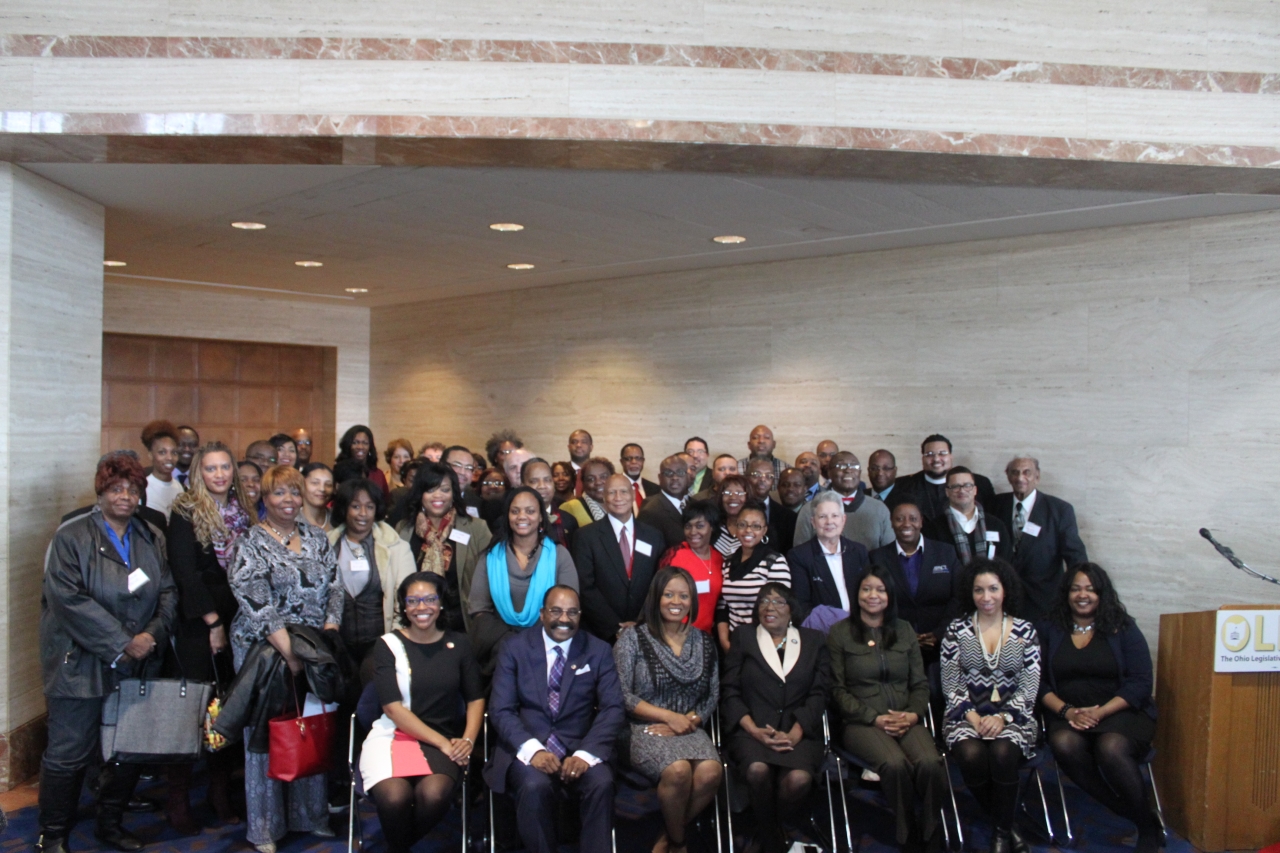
[811,489,846,512]
[1005,455,1041,473]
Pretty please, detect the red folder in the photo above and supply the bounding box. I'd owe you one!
[391,730,433,777]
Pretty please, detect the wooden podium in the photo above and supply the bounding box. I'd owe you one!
[1156,605,1280,851]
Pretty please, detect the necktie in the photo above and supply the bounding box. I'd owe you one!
[175,470,188,487]
[546,647,568,758]
[619,527,633,579]
[1014,501,1026,543]
[633,481,644,512]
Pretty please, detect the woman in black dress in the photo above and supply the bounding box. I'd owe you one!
[721,583,832,853]
[1037,564,1160,853]
[359,572,485,853]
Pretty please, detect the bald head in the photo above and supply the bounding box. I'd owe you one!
[604,473,635,521]
[748,425,776,459]
[816,440,839,471]
[828,451,862,495]
[658,454,690,498]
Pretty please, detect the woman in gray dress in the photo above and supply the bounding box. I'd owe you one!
[229,464,344,853]
[613,567,722,853]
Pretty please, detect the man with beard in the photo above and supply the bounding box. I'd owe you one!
[794,452,823,502]
[793,451,893,551]
[888,434,995,519]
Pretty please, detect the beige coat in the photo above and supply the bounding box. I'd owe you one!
[328,521,417,633]
[395,512,493,629]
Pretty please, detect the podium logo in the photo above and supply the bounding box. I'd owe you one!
[1221,614,1250,652]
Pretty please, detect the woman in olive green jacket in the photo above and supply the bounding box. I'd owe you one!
[828,564,947,853]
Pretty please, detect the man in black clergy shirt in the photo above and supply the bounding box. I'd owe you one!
[637,454,691,556]
[988,456,1088,624]
[888,433,996,520]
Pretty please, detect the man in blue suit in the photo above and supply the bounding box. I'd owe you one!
[484,585,625,853]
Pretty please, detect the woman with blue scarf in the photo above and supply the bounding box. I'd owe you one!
[468,486,578,676]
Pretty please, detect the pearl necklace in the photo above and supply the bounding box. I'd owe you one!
[974,612,1008,703]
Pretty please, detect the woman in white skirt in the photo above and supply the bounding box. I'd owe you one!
[360,571,484,853]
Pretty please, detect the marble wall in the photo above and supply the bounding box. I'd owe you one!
[0,164,103,789]
[103,280,371,454]
[371,208,1280,649]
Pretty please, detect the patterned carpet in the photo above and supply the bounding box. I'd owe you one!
[1,759,1198,853]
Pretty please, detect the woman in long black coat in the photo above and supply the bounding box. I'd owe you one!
[720,582,832,853]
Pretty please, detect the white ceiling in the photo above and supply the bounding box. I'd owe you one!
[23,163,1280,306]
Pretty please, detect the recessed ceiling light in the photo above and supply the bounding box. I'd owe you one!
[231,221,267,230]
[295,260,323,267]
[506,263,535,270]
[103,260,127,267]
[712,235,746,244]
[345,287,368,293]
[489,223,524,232]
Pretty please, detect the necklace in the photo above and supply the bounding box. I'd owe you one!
[266,522,296,547]
[1072,622,1094,634]
[974,612,1008,703]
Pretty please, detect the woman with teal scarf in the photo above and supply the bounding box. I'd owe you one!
[468,486,579,675]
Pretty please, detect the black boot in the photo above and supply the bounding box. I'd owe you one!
[988,829,1013,853]
[94,763,144,852]
[1136,809,1165,853]
[1008,826,1031,853]
[36,767,84,853]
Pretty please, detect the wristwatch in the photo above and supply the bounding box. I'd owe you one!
[999,711,1014,724]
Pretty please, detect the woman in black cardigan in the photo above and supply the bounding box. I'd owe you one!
[166,442,253,830]
[1037,563,1161,853]
[721,583,832,853]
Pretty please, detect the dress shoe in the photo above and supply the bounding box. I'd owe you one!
[124,798,159,814]
[93,825,143,852]
[1008,827,1031,853]
[988,829,1013,853]
[34,835,72,853]
[254,844,276,853]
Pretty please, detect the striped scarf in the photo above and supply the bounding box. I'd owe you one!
[945,504,988,566]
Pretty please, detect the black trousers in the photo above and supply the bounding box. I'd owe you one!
[41,696,141,835]
[506,760,614,853]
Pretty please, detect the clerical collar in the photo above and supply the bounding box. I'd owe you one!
[924,473,947,485]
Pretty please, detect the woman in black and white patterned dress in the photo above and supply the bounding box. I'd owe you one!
[941,557,1040,853]
[229,465,344,853]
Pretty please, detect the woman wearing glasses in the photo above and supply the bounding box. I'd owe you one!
[923,468,1012,567]
[360,571,484,853]
[712,474,750,557]
[721,583,831,853]
[714,501,792,652]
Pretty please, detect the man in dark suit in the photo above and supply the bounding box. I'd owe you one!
[637,454,690,556]
[869,502,962,656]
[745,457,797,553]
[865,449,898,502]
[484,586,625,853]
[787,491,869,619]
[988,456,1088,624]
[922,467,1012,566]
[620,443,659,512]
[887,434,996,519]
[574,473,665,641]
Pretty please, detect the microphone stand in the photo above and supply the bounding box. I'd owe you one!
[1200,528,1280,586]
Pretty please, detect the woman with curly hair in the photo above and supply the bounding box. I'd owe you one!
[1037,564,1161,852]
[166,442,253,829]
[384,438,416,491]
[484,429,523,469]
[336,424,389,500]
[940,557,1040,853]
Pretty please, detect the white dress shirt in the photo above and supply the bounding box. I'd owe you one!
[1012,490,1038,526]
[949,505,979,534]
[819,539,850,611]
[663,491,683,513]
[608,513,635,547]
[516,630,602,767]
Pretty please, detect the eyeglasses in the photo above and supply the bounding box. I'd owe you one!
[621,455,644,463]
[481,480,507,488]
[405,595,440,608]
[830,463,860,472]
[449,462,476,473]
[722,490,747,499]
[295,439,312,447]
[923,450,951,459]
[759,598,789,609]
[945,482,977,492]
[748,472,774,480]
[737,522,766,532]
[545,607,581,619]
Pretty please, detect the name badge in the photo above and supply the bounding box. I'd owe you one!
[635,540,653,557]
[465,506,480,519]
[349,558,370,574]
[987,543,996,559]
[984,531,1000,542]
[695,579,711,594]
[127,568,150,593]
[1022,521,1041,537]
[931,565,950,574]
[448,528,472,546]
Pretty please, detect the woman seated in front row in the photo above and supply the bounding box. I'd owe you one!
[613,567,722,853]
[828,565,946,853]
[1037,563,1161,853]
[360,571,484,853]
[721,583,831,853]
[940,558,1040,853]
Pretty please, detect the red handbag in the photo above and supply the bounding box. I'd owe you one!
[267,677,337,782]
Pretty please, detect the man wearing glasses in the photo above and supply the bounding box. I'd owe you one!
[744,457,797,553]
[923,467,1012,567]
[485,586,625,853]
[442,445,484,519]
[888,434,995,520]
[792,451,893,551]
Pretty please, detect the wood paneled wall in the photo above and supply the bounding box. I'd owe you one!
[102,333,337,463]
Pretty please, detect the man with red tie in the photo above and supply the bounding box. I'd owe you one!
[567,429,593,496]
[572,473,664,642]
[619,443,659,513]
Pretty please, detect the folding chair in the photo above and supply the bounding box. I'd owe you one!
[1046,739,1168,847]
[348,682,469,853]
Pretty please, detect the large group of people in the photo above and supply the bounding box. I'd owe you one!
[36,421,1163,853]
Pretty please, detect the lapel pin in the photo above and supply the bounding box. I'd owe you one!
[867,640,876,647]
[446,642,455,649]
[570,663,578,670]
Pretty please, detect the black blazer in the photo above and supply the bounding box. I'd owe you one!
[786,536,869,617]
[572,517,665,642]
[720,624,832,738]
[637,493,685,557]
[887,470,996,519]
[1036,617,1155,719]
[868,537,962,639]
[988,491,1088,624]
[763,497,797,554]
[922,512,1013,566]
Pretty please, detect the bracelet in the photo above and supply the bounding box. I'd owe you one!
[461,737,474,746]
[207,618,223,629]
[1058,704,1074,719]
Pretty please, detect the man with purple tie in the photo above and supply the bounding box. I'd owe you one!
[484,585,625,853]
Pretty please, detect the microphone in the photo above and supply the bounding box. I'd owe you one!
[1200,527,1280,586]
